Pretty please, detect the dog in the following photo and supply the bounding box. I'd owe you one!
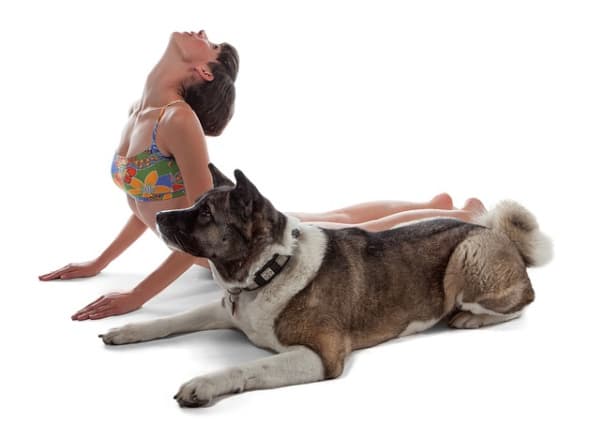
[99,163,553,407]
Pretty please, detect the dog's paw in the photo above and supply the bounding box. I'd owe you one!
[99,324,144,345]
[449,311,485,329]
[174,377,218,408]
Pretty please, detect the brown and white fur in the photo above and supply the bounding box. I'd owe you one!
[99,164,553,407]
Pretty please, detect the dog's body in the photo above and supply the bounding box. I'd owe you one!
[100,165,552,407]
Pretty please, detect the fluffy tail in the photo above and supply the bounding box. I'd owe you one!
[474,200,553,267]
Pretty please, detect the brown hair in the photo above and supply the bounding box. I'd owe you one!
[180,43,239,136]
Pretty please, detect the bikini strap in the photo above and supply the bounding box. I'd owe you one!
[150,99,186,153]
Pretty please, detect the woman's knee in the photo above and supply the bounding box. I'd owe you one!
[325,211,353,224]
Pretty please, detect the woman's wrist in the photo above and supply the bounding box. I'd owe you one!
[94,254,111,271]
[130,251,197,305]
[131,285,153,305]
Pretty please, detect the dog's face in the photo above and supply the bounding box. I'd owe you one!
[156,164,286,282]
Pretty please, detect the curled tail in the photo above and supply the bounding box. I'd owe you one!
[474,200,553,267]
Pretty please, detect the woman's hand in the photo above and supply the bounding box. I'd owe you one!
[39,260,103,281]
[71,291,144,321]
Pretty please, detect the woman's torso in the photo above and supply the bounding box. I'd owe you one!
[114,100,193,235]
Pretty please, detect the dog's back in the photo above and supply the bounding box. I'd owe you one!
[275,218,484,376]
[275,203,551,379]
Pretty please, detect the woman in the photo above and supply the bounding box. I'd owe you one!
[39,30,485,320]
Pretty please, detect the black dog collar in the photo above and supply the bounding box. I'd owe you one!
[226,253,291,316]
[226,228,300,316]
[253,253,291,287]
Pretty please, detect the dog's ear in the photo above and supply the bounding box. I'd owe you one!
[232,169,263,220]
[208,163,234,188]
[233,169,261,196]
[233,169,261,197]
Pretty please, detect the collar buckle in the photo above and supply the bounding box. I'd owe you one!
[253,253,290,287]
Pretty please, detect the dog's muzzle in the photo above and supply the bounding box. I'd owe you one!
[156,210,204,256]
[156,211,183,246]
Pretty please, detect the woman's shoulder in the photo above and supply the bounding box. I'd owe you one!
[161,102,199,127]
[127,99,195,124]
[128,99,141,117]
[159,103,207,156]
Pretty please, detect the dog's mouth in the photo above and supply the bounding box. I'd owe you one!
[158,224,187,251]
[159,227,205,257]
[168,230,186,250]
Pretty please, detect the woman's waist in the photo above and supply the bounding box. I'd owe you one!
[129,196,190,226]
[129,195,192,231]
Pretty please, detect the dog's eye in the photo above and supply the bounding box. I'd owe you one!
[199,205,211,217]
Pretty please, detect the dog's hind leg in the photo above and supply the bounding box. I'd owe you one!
[448,310,522,329]
[100,301,234,345]
[444,231,535,330]
[174,346,325,407]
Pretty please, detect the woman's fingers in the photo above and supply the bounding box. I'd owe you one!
[87,304,114,315]
[74,301,109,319]
[59,270,84,280]
[39,265,71,281]
[84,296,108,310]
[89,308,118,320]
[71,292,138,321]
[71,296,110,320]
[76,304,114,320]
[39,261,100,281]
[39,271,60,281]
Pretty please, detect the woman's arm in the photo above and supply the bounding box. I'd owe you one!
[160,105,214,204]
[132,251,198,302]
[95,213,148,269]
[39,213,147,281]
[128,99,141,117]
[71,250,198,320]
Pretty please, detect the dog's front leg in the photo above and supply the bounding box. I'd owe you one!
[174,346,324,407]
[100,300,234,345]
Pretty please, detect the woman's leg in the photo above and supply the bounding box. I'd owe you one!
[301,198,486,231]
[289,193,454,225]
[194,257,210,269]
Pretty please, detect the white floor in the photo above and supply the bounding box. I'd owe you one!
[5,234,597,423]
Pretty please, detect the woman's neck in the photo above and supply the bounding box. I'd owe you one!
[139,53,192,110]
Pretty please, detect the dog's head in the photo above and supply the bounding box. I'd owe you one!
[156,163,287,282]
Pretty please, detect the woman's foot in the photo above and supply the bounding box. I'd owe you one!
[430,193,454,210]
[461,198,487,222]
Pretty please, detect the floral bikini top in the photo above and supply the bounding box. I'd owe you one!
[111,99,186,202]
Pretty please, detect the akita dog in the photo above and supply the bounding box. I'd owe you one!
[100,164,552,407]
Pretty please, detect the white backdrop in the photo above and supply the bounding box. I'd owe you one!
[2,0,598,422]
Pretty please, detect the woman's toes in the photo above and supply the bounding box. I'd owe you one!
[463,198,487,216]
[430,193,453,210]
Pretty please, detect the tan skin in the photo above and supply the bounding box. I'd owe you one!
[39,30,486,321]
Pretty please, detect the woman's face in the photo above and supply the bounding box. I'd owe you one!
[170,30,221,79]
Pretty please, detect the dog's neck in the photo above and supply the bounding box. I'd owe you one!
[210,215,302,291]
[248,252,292,290]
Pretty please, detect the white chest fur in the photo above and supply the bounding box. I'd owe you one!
[210,217,327,352]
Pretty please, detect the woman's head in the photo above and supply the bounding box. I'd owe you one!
[171,31,239,136]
